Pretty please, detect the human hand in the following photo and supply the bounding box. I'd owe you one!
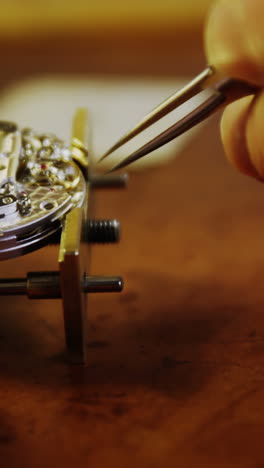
[205,0,264,181]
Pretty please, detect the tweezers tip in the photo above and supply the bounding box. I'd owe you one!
[98,150,112,163]
[106,161,127,174]
[99,138,125,162]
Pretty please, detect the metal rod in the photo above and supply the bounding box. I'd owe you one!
[0,273,123,297]
[0,278,27,295]
[90,173,128,189]
[83,275,123,293]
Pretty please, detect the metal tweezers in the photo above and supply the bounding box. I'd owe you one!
[99,65,258,172]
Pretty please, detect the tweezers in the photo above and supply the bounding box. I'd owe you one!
[99,65,258,172]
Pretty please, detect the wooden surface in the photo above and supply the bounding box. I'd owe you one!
[1,113,264,467]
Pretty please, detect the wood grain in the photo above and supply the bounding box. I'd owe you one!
[0,111,264,467]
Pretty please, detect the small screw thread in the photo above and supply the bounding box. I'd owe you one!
[88,219,120,243]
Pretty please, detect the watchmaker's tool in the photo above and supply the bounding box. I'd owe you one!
[0,110,128,364]
[99,65,258,172]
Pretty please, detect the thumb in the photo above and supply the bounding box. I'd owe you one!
[205,0,264,86]
[205,0,264,181]
[221,92,264,181]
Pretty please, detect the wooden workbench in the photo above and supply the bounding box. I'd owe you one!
[0,109,264,467]
[0,10,263,462]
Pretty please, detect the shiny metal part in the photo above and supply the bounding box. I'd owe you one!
[100,66,215,162]
[99,66,258,172]
[71,108,90,171]
[0,118,87,260]
[0,272,123,297]
[0,121,21,186]
[57,111,124,363]
[0,109,126,365]
[82,275,123,293]
[59,206,89,363]
[57,111,91,363]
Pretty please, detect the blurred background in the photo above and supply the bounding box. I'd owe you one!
[0,0,214,82]
[0,0,216,167]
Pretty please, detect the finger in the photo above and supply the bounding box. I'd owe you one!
[221,92,264,181]
[205,0,264,86]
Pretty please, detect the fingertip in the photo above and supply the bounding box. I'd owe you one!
[246,92,264,180]
[220,95,263,181]
[205,0,264,85]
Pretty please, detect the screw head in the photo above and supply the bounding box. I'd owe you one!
[1,196,15,205]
